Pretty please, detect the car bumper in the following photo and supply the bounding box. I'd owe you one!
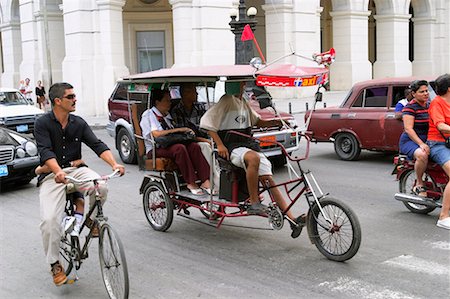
[255,129,299,157]
[0,156,39,183]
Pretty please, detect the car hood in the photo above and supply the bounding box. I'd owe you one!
[0,105,45,117]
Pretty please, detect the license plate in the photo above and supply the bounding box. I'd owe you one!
[0,164,8,177]
[259,135,276,147]
[16,124,28,133]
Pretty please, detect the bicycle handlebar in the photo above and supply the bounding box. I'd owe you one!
[65,169,121,184]
[226,129,311,162]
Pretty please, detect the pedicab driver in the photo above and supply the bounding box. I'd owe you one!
[199,83,305,238]
[34,82,125,286]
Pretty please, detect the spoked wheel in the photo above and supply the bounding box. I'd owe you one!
[59,235,75,276]
[399,169,437,214]
[307,198,361,262]
[98,223,129,299]
[143,181,174,231]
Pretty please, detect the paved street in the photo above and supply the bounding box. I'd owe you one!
[1,129,449,298]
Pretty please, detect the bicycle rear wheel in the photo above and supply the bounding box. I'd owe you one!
[307,198,361,262]
[98,223,129,299]
[59,235,75,276]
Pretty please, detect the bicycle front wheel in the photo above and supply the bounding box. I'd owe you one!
[307,198,361,262]
[98,223,129,299]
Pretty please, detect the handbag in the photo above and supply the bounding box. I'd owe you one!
[155,131,196,148]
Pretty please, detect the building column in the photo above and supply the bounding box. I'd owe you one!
[95,0,129,115]
[412,17,435,76]
[434,0,450,75]
[18,0,40,88]
[373,14,412,78]
[169,0,194,67]
[329,10,372,90]
[190,0,234,66]
[0,21,22,88]
[262,1,294,64]
[34,5,65,88]
[62,0,128,117]
[61,0,97,116]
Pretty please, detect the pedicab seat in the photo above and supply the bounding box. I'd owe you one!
[131,103,178,171]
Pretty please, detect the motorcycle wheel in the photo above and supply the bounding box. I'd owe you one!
[399,169,437,214]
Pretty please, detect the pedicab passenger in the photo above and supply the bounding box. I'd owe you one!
[199,90,305,239]
[399,80,430,197]
[140,89,213,195]
[426,73,450,230]
[171,82,220,193]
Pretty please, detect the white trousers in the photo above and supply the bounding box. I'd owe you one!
[39,167,107,265]
[197,142,221,191]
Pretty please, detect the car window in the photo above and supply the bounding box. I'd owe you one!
[114,83,148,103]
[352,87,388,108]
[0,91,29,106]
[392,86,409,107]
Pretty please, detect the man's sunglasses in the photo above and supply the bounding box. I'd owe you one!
[63,94,76,100]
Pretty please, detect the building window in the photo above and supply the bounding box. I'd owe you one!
[136,31,165,73]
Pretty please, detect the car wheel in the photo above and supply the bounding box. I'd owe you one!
[117,128,137,164]
[334,133,361,161]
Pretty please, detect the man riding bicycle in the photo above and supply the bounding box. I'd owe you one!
[34,82,125,286]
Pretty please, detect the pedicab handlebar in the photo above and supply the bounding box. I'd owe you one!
[226,129,311,162]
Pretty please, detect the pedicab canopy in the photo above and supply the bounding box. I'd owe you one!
[120,63,329,89]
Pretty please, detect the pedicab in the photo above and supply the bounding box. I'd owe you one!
[122,54,361,262]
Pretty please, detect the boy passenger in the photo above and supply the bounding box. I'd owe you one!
[200,84,305,238]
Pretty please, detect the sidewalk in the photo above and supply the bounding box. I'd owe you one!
[83,90,349,129]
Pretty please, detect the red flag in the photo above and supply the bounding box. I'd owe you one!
[241,24,254,41]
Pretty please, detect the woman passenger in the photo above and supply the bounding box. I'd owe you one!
[426,74,450,230]
[140,89,212,195]
[399,80,430,197]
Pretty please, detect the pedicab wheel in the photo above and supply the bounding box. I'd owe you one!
[307,198,361,262]
[399,169,437,214]
[59,235,76,276]
[143,181,174,231]
[98,223,129,299]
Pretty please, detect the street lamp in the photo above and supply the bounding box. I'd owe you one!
[229,0,258,65]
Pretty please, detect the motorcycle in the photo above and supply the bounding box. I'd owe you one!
[393,154,447,214]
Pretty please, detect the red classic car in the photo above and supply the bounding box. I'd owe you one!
[306,77,436,160]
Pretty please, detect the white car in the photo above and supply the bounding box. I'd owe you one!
[0,88,45,134]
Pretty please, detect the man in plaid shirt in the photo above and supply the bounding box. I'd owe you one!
[171,83,209,140]
[171,82,219,192]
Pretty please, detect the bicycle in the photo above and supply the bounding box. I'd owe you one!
[59,170,129,299]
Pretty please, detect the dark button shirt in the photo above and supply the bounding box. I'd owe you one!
[171,101,208,138]
[34,111,109,168]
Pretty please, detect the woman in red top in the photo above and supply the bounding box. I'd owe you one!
[427,74,450,230]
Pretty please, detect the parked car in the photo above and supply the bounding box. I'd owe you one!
[0,127,39,188]
[0,88,45,134]
[306,77,436,160]
[107,65,305,167]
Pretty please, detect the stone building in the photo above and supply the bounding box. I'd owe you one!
[0,0,449,117]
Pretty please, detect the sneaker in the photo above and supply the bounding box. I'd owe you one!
[437,217,450,230]
[62,216,76,234]
[247,202,269,215]
[51,262,68,286]
[85,218,99,238]
[290,214,306,239]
